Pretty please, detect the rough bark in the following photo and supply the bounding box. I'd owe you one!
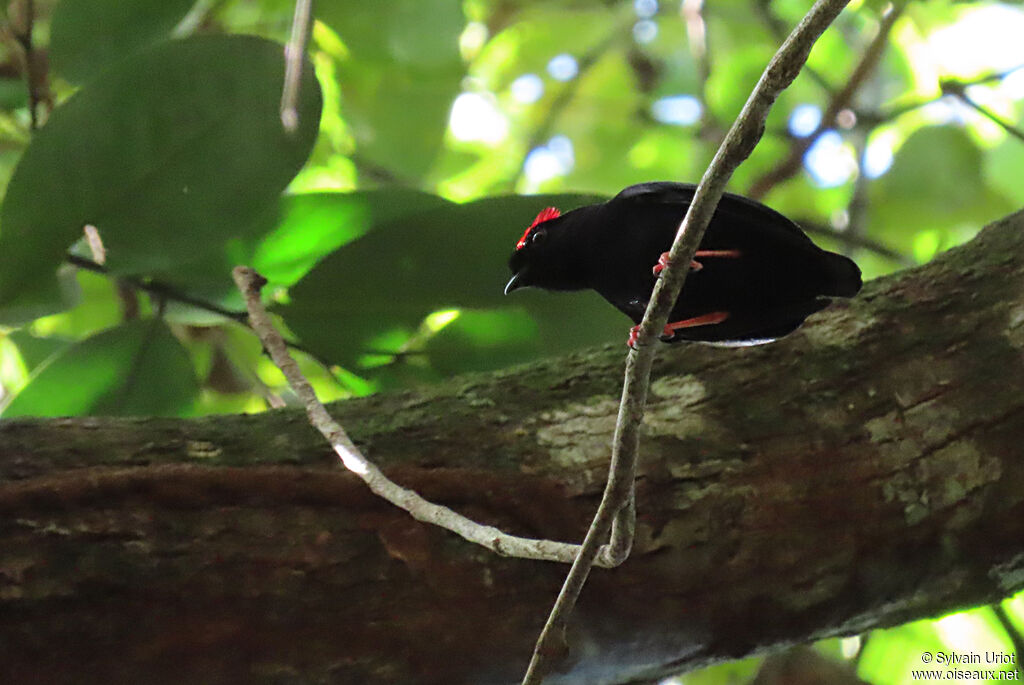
[2,209,1024,685]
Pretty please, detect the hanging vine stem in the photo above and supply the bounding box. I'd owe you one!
[231,266,634,565]
[280,0,313,133]
[520,1,852,682]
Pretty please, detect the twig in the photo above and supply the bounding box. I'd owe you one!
[280,0,313,134]
[942,80,1024,145]
[65,254,249,324]
[992,604,1024,678]
[7,0,43,129]
[865,73,1024,145]
[83,225,107,265]
[350,153,410,187]
[748,2,902,199]
[799,219,912,266]
[232,266,628,565]
[683,0,724,138]
[64,254,335,367]
[78,221,140,320]
[65,253,424,397]
[65,253,381,399]
[865,66,1024,124]
[170,0,223,36]
[753,0,834,95]
[520,1,851,683]
[683,0,711,98]
[843,126,871,258]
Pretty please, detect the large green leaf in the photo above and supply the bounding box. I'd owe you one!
[253,189,453,288]
[317,0,465,179]
[986,136,1024,207]
[50,0,197,83]
[279,190,625,375]
[1,319,198,417]
[6,330,70,373]
[869,125,1015,254]
[424,308,540,375]
[132,189,453,321]
[0,35,322,322]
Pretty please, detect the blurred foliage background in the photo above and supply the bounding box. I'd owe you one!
[0,0,1022,681]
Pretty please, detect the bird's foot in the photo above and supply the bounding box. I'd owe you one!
[652,250,742,276]
[629,311,730,348]
[622,321,679,348]
[628,324,643,349]
[652,252,671,276]
[652,251,705,277]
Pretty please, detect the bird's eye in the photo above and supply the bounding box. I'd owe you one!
[530,229,546,245]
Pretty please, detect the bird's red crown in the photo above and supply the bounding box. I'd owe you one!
[516,207,561,250]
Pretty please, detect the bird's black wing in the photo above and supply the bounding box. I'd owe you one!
[610,181,817,247]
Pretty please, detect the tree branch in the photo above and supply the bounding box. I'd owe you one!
[231,266,625,566]
[748,3,901,200]
[941,79,1024,145]
[863,66,1024,124]
[4,206,1024,684]
[65,254,248,323]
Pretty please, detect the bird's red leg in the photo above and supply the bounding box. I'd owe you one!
[653,252,702,275]
[628,311,729,348]
[663,311,729,336]
[695,249,742,259]
[652,250,741,276]
[638,249,739,347]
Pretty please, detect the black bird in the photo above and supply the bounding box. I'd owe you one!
[504,182,861,347]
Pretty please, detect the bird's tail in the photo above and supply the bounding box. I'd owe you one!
[821,252,862,298]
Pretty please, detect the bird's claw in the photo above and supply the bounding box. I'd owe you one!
[652,252,671,276]
[653,252,703,277]
[628,325,641,349]
[628,323,674,348]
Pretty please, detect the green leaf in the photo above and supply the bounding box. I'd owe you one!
[881,126,985,211]
[134,189,451,320]
[253,189,452,287]
[5,331,69,373]
[986,136,1024,207]
[0,35,322,322]
[279,190,625,376]
[50,0,196,84]
[0,79,28,109]
[424,308,540,375]
[1,319,198,417]
[857,620,947,683]
[317,0,465,179]
[869,125,1015,253]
